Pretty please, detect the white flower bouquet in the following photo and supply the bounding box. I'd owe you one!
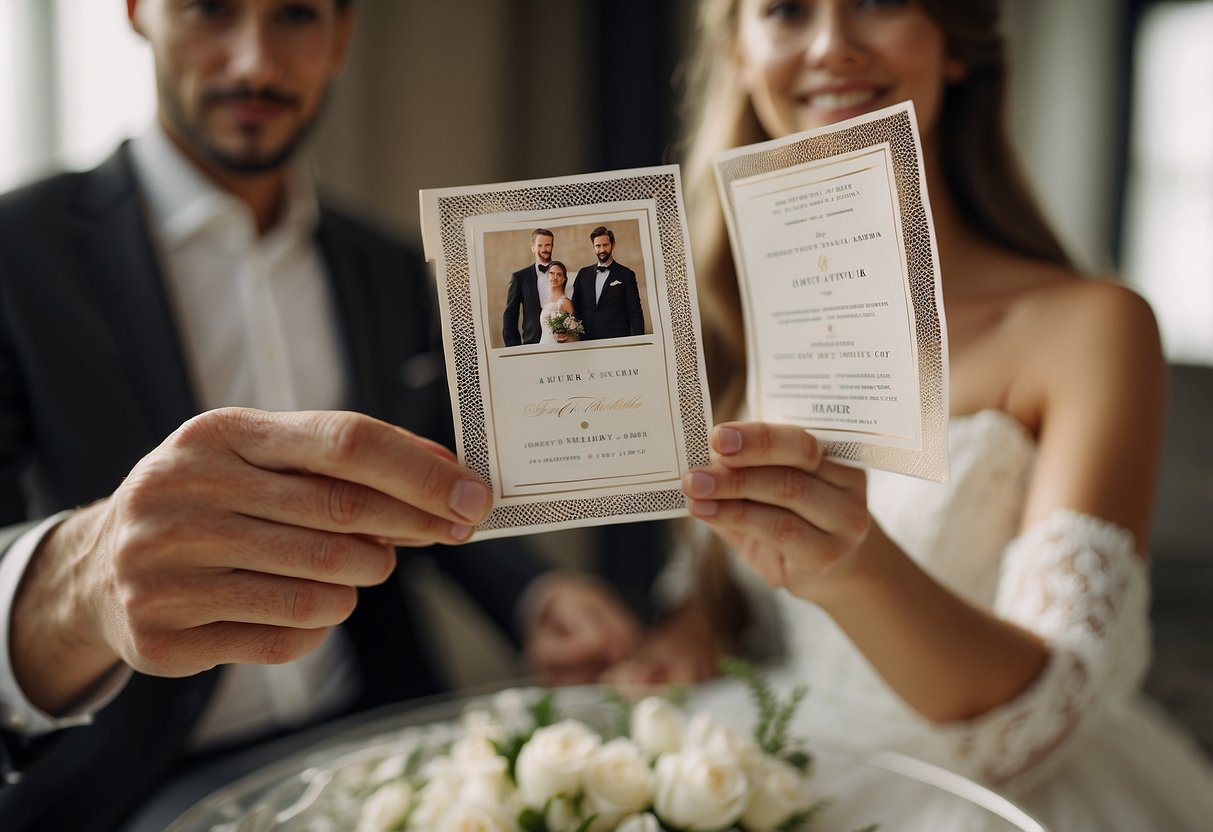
[350,659,877,832]
[544,310,585,338]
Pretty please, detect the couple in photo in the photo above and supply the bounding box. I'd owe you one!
[501,225,645,346]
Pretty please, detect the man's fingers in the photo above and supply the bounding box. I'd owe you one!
[162,409,489,542]
[124,569,359,631]
[172,513,398,587]
[141,622,332,676]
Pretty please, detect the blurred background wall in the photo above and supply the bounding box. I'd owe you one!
[1,0,1209,745]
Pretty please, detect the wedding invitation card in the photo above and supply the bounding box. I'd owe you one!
[420,166,714,538]
[714,101,950,482]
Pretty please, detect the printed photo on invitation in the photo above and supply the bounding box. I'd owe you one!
[714,101,949,482]
[420,166,713,538]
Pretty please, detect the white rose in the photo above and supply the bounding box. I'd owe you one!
[582,738,656,831]
[435,800,515,832]
[459,769,519,817]
[545,795,581,832]
[514,720,602,809]
[616,812,662,832]
[407,776,459,830]
[460,709,509,745]
[367,753,410,787]
[356,779,414,832]
[450,734,509,779]
[684,712,761,775]
[490,688,535,728]
[630,697,686,757]
[419,753,462,787]
[739,755,813,831]
[653,748,750,831]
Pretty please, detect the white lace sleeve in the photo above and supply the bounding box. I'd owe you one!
[947,509,1151,786]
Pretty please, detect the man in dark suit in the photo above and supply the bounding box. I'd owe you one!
[0,2,639,829]
[571,225,645,340]
[502,228,556,346]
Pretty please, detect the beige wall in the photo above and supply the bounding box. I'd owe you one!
[310,0,593,248]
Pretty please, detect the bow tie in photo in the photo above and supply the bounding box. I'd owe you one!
[596,265,609,272]
[538,264,549,273]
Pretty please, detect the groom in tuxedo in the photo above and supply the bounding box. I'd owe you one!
[572,225,645,340]
[502,228,556,346]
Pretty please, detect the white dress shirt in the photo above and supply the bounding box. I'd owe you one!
[595,263,612,301]
[535,263,548,307]
[0,124,359,750]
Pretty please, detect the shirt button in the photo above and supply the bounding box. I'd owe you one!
[5,709,30,729]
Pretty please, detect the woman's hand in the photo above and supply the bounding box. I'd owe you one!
[598,601,724,689]
[681,422,871,604]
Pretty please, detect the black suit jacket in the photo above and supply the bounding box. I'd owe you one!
[571,262,644,340]
[0,146,544,831]
[502,264,543,345]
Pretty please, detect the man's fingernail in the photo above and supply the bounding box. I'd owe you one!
[449,479,489,521]
[716,427,742,455]
[451,523,473,542]
[684,471,716,499]
[690,499,719,517]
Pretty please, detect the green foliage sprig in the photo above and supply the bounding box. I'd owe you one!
[718,656,808,759]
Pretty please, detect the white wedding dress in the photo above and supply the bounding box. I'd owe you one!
[538,300,568,344]
[692,409,1213,830]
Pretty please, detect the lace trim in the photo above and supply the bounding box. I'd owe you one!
[947,509,1151,786]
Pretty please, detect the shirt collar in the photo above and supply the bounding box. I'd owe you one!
[128,122,319,249]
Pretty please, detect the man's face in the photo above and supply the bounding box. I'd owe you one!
[129,0,353,174]
[592,234,613,264]
[531,234,554,265]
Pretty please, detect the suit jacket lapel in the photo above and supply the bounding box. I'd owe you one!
[74,145,198,438]
[587,270,600,310]
[316,210,381,416]
[524,267,540,312]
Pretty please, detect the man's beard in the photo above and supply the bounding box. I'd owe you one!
[164,83,327,175]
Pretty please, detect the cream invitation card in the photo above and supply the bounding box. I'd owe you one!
[420,167,713,538]
[714,102,949,481]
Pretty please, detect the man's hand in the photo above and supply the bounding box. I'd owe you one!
[10,408,492,714]
[523,573,642,685]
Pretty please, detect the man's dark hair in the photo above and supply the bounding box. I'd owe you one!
[532,228,554,242]
[589,226,614,245]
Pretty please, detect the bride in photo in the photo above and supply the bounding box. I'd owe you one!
[606,1,1213,829]
[539,260,580,344]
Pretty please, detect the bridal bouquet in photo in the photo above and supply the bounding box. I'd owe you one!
[349,659,876,832]
[544,310,585,339]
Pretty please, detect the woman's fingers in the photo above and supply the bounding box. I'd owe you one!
[681,422,873,592]
[711,422,822,468]
[711,421,866,490]
[683,461,868,539]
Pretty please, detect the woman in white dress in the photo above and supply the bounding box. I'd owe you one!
[538,260,578,344]
[606,1,1213,828]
